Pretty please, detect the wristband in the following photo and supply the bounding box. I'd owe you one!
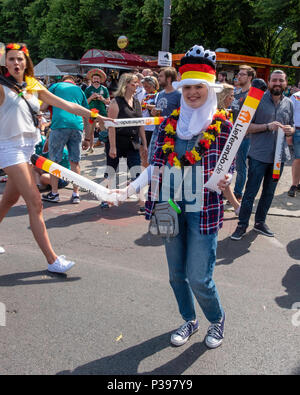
[168,199,181,214]
[84,138,90,141]
[89,108,99,124]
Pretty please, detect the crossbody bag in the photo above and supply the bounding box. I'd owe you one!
[148,135,202,239]
[0,75,39,127]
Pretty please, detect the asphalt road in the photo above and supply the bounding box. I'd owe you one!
[0,147,300,375]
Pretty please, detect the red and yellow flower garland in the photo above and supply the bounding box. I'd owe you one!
[6,43,29,58]
[141,91,157,110]
[162,108,230,169]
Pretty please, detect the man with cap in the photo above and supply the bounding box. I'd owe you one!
[85,69,110,151]
[112,45,233,349]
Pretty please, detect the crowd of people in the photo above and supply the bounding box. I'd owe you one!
[0,41,299,350]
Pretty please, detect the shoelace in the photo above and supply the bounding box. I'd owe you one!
[176,321,195,338]
[207,322,224,340]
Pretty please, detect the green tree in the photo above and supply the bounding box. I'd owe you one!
[0,0,33,43]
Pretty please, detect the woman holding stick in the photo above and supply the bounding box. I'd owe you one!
[111,46,233,349]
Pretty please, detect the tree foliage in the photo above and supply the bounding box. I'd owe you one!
[0,0,298,73]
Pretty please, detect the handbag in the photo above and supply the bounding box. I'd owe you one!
[149,200,181,239]
[149,131,205,239]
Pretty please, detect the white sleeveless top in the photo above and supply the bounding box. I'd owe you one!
[0,85,40,147]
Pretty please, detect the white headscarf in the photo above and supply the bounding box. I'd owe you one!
[176,85,218,140]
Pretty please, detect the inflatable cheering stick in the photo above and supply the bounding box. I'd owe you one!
[273,127,285,181]
[204,78,267,194]
[31,154,118,204]
[104,116,165,128]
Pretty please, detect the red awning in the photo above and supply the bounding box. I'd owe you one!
[80,48,151,69]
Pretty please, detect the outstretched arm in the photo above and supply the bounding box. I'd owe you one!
[38,89,114,130]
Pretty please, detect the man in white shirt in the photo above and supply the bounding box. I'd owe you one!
[288,90,300,196]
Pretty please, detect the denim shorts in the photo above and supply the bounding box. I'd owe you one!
[49,128,82,163]
[293,129,300,159]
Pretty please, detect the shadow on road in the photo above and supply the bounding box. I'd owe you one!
[286,238,300,260]
[57,331,207,375]
[216,231,258,266]
[44,201,141,229]
[275,239,300,309]
[0,270,80,286]
[134,232,164,247]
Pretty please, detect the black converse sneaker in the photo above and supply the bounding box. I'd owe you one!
[170,320,199,346]
[205,314,225,349]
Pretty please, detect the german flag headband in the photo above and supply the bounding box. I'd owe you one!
[173,45,223,92]
[6,43,30,58]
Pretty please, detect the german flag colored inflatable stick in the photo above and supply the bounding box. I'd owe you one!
[272,127,285,181]
[104,116,165,128]
[204,78,267,194]
[31,154,118,204]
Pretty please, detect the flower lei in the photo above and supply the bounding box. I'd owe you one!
[141,91,157,110]
[6,43,29,58]
[162,108,231,169]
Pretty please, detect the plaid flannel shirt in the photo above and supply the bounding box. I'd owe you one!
[145,117,233,234]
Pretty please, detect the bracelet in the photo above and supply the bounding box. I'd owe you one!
[89,108,99,124]
[84,138,90,141]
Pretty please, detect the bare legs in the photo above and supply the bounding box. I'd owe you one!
[292,159,300,187]
[1,163,57,264]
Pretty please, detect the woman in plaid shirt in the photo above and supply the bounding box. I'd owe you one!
[114,46,233,349]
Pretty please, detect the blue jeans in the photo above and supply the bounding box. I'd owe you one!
[238,157,284,227]
[293,128,300,159]
[164,208,224,324]
[49,128,82,163]
[234,137,250,199]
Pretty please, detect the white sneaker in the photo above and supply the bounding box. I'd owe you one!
[0,246,5,254]
[48,255,75,273]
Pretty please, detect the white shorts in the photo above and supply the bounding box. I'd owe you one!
[0,144,36,169]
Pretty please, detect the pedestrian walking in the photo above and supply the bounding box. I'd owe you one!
[112,45,232,349]
[231,65,256,202]
[231,70,295,240]
[0,43,112,272]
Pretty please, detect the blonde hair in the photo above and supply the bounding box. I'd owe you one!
[217,83,234,109]
[114,73,138,98]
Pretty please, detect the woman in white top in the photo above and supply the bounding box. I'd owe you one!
[0,43,112,272]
